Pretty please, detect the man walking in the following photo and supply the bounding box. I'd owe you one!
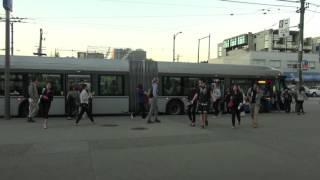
[146,78,160,123]
[27,77,40,122]
[248,83,262,128]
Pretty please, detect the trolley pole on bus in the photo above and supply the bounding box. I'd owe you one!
[298,0,305,89]
[3,0,12,120]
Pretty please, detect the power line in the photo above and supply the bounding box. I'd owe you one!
[218,0,298,8]
[275,0,299,3]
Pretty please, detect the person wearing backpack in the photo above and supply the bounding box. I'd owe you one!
[146,78,160,123]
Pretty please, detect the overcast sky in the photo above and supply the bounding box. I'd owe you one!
[1,0,319,62]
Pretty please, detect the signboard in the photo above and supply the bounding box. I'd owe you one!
[279,18,290,38]
[3,0,12,11]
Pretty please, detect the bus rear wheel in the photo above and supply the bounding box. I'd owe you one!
[166,100,183,115]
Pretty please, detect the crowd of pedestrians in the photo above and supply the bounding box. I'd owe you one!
[26,76,308,130]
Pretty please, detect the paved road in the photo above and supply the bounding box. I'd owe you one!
[0,98,319,180]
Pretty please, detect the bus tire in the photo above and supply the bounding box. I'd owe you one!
[19,100,29,117]
[166,100,184,115]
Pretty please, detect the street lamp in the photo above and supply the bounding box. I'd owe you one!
[197,34,211,64]
[173,31,182,62]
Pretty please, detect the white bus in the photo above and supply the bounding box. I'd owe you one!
[0,55,283,117]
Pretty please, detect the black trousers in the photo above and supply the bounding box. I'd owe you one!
[41,102,51,119]
[137,102,146,118]
[284,100,291,113]
[76,104,94,123]
[296,100,304,113]
[187,104,196,123]
[213,99,220,115]
[232,109,241,126]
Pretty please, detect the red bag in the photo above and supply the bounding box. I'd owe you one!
[228,99,234,108]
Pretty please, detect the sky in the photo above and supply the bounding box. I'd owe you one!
[0,0,320,62]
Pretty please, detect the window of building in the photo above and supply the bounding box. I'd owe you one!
[287,61,298,69]
[269,60,281,68]
[163,77,182,96]
[218,46,223,57]
[223,40,230,48]
[99,75,124,96]
[252,59,266,66]
[309,61,316,69]
[230,38,237,47]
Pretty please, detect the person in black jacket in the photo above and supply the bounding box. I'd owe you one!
[187,84,197,127]
[230,85,243,129]
[40,82,54,129]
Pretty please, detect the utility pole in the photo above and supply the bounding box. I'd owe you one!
[173,31,182,62]
[298,0,306,89]
[10,22,13,55]
[197,39,200,64]
[3,0,13,120]
[208,34,211,62]
[33,28,46,56]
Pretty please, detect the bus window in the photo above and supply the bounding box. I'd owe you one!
[0,73,26,96]
[162,77,182,96]
[67,74,91,93]
[30,74,63,96]
[99,75,124,96]
[183,77,199,96]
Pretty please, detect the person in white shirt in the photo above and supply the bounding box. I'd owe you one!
[75,84,94,125]
[211,83,221,116]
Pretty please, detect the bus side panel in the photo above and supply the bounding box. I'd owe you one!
[49,96,65,115]
[0,97,20,116]
[92,96,129,114]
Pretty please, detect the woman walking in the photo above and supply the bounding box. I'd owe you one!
[67,85,80,120]
[40,82,53,129]
[75,84,95,125]
[230,85,243,129]
[187,85,197,127]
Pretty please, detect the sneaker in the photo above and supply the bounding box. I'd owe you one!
[155,119,161,123]
[232,126,235,129]
[190,123,195,127]
[67,117,72,120]
[201,125,205,129]
[147,120,154,124]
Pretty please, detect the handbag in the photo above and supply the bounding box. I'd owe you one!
[228,99,234,108]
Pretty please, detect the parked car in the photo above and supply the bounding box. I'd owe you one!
[309,86,320,97]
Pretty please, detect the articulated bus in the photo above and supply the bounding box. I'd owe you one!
[0,55,284,117]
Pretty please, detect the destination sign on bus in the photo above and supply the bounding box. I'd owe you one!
[223,34,248,48]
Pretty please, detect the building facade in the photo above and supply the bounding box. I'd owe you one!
[211,29,320,85]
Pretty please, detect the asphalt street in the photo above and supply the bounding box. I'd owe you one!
[0,98,319,180]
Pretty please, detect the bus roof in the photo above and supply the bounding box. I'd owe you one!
[0,55,280,77]
[158,61,280,77]
[0,55,129,73]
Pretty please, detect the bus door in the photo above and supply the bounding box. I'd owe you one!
[66,74,91,115]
